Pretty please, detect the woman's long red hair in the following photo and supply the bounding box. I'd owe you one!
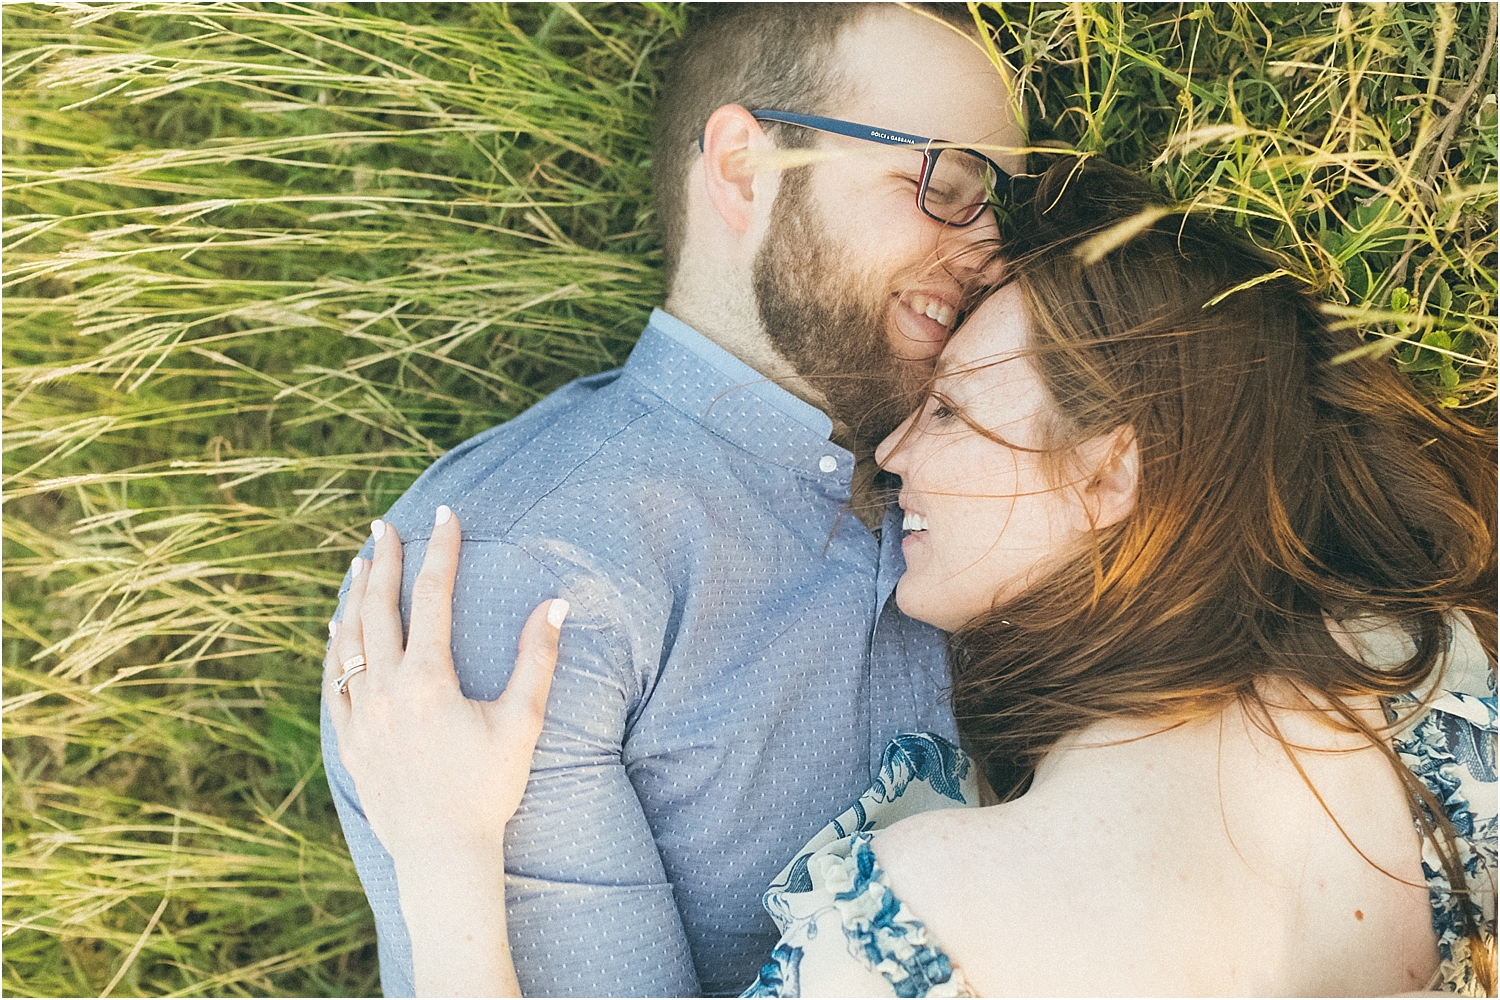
[948,158,1496,988]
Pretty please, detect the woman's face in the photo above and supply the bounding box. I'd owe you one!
[875,285,1134,632]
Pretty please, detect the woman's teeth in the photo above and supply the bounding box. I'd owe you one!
[907,293,955,328]
[903,511,930,532]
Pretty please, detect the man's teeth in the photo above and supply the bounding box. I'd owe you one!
[903,511,930,532]
[907,293,955,328]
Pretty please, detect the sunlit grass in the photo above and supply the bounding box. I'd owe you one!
[4,3,678,993]
[3,2,1494,995]
[990,2,1496,409]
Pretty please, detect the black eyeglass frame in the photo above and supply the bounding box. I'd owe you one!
[698,108,1011,227]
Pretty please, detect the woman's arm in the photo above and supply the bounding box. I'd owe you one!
[323,505,564,997]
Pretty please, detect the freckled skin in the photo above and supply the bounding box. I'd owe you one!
[876,288,1102,631]
[871,690,1439,996]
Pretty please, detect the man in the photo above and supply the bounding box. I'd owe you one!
[322,4,1023,995]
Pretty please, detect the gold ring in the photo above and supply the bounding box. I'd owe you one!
[332,663,367,695]
[332,653,368,695]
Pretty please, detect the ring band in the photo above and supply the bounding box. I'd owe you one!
[333,663,367,695]
[332,653,369,695]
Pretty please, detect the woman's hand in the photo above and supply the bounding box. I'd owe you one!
[323,504,565,996]
[325,504,566,863]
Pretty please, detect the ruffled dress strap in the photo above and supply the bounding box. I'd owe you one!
[742,734,978,998]
[1386,691,1497,995]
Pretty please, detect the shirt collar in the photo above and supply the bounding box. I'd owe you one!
[644,309,835,439]
[625,309,852,483]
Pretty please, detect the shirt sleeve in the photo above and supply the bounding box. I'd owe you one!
[321,534,701,998]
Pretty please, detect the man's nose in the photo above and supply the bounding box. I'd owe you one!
[967,202,1002,244]
[938,209,1001,279]
[933,231,1001,294]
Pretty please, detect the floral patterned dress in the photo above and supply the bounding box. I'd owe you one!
[743,695,1497,998]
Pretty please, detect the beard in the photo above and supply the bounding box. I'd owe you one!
[751,171,923,456]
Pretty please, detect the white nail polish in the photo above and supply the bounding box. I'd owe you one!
[546,598,570,629]
[435,505,452,526]
[328,621,338,637]
[371,519,386,541]
[350,557,363,578]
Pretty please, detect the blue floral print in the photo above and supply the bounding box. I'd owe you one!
[1389,692,1497,996]
[744,944,803,998]
[749,734,977,997]
[868,733,971,806]
[836,834,960,997]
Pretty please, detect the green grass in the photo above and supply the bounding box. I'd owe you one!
[3,3,1494,996]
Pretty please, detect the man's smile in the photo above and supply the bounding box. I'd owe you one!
[906,291,956,328]
[893,290,959,354]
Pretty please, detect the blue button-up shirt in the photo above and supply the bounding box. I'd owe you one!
[322,309,954,997]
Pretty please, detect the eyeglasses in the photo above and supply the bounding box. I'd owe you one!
[700,109,1009,227]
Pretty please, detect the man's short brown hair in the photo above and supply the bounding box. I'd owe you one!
[651,3,866,286]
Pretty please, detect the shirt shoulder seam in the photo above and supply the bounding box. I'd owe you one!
[489,393,665,540]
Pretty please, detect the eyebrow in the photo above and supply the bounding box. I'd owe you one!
[936,352,1019,382]
[933,355,975,384]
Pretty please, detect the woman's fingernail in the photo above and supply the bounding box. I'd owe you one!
[546,598,570,629]
[435,505,452,526]
[350,556,363,578]
[371,519,386,541]
[329,620,338,637]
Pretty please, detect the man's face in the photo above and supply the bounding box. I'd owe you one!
[752,8,1022,453]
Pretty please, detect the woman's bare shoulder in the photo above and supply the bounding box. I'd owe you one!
[869,703,1437,995]
[871,783,1115,994]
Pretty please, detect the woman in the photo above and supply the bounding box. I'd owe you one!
[324,159,1496,996]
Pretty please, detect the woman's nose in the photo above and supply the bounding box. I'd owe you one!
[875,411,918,471]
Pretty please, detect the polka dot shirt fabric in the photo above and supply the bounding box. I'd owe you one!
[321,310,956,997]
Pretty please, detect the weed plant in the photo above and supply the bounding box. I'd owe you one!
[3,3,1495,996]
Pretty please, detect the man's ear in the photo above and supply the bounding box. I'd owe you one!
[1074,424,1139,531]
[699,104,776,233]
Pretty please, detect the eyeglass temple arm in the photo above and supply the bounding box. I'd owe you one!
[748,110,933,149]
[755,112,1011,185]
[696,109,1010,186]
[696,109,931,152]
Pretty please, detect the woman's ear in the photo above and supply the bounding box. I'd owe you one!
[1074,424,1139,531]
[699,104,776,233]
